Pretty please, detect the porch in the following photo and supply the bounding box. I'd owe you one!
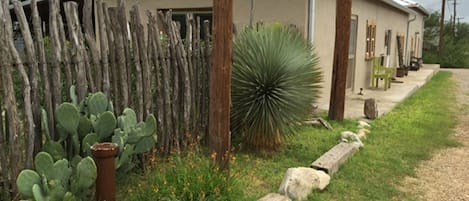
[318,64,440,119]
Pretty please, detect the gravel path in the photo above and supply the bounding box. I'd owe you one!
[401,69,469,201]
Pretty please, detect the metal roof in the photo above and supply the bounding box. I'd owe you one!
[380,0,419,15]
[393,0,430,16]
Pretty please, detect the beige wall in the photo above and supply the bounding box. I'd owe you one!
[103,0,309,36]
[313,0,336,104]
[234,0,309,35]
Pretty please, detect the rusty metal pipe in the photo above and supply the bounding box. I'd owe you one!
[91,143,118,201]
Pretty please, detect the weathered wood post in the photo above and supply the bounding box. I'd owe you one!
[209,0,233,170]
[328,0,352,121]
[439,0,446,57]
[91,143,118,201]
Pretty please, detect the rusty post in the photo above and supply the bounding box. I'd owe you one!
[91,143,118,201]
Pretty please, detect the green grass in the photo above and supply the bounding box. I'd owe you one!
[117,72,458,201]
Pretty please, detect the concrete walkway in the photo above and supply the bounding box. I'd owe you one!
[318,64,440,119]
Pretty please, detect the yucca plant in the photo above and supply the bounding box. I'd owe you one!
[231,23,322,151]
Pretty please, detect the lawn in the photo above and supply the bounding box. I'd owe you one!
[117,71,459,201]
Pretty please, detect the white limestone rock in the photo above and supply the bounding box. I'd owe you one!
[358,120,371,129]
[258,193,292,201]
[278,167,331,201]
[340,131,364,148]
[357,128,371,139]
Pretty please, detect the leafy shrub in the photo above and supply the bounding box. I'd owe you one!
[440,36,469,68]
[231,23,322,150]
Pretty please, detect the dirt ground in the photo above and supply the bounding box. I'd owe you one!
[400,69,469,201]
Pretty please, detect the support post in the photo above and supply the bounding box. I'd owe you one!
[209,0,233,170]
[91,143,118,201]
[439,0,446,57]
[328,0,352,121]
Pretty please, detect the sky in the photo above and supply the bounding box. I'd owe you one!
[413,0,469,23]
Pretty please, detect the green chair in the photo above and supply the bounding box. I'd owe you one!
[371,57,394,90]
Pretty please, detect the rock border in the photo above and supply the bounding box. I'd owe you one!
[257,120,371,201]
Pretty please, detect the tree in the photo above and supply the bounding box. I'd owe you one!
[423,11,469,67]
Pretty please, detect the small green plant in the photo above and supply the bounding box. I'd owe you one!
[112,108,157,173]
[231,23,322,150]
[117,152,243,201]
[16,152,96,201]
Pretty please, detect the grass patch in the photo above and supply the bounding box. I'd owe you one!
[308,71,459,201]
[117,72,458,201]
[116,151,244,201]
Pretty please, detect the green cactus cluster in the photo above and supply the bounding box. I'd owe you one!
[16,152,97,201]
[42,92,117,160]
[40,89,157,174]
[113,108,157,172]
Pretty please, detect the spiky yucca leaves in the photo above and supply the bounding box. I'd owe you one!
[231,24,322,151]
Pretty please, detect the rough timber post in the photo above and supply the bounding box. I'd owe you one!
[209,0,233,170]
[328,0,352,121]
[439,0,446,57]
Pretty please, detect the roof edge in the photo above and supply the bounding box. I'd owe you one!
[380,0,418,16]
[408,4,430,16]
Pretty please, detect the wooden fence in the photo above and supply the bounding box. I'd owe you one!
[0,0,211,197]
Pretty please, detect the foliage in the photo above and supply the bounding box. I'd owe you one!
[231,72,458,200]
[41,89,157,174]
[423,11,469,67]
[117,152,243,201]
[16,152,97,201]
[231,23,322,151]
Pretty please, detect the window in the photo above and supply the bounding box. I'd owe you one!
[159,7,212,40]
[365,20,376,60]
[384,30,392,56]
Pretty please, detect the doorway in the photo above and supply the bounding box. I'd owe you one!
[347,15,358,90]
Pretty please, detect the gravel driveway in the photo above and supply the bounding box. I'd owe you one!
[400,68,469,201]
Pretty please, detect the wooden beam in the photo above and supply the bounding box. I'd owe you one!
[310,142,359,176]
[209,0,232,170]
[328,0,352,121]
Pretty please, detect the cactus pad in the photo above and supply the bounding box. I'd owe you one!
[16,170,41,198]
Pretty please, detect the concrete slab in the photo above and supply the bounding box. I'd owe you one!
[318,64,439,119]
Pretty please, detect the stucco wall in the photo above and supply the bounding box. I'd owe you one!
[103,0,308,36]
[313,0,336,105]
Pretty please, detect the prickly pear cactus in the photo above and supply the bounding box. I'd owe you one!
[16,152,96,201]
[16,170,41,198]
[93,111,117,140]
[77,116,93,141]
[34,152,55,179]
[56,103,80,135]
[81,133,98,155]
[42,141,67,161]
[87,92,109,116]
[118,108,138,134]
[76,157,97,189]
